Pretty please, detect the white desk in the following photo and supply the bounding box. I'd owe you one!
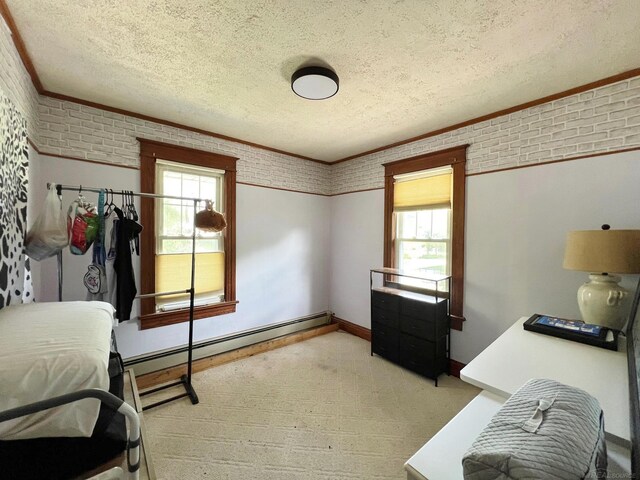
[405,391,505,480]
[461,316,629,445]
[405,316,631,479]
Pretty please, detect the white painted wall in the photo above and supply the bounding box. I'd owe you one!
[31,155,330,359]
[329,190,384,326]
[461,150,640,363]
[28,150,640,364]
[329,151,640,364]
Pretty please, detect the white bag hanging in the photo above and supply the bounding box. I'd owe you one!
[25,184,69,261]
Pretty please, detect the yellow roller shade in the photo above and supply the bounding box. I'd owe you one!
[394,172,452,210]
[155,252,224,304]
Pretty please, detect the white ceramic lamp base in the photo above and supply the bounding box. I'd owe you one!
[577,274,629,330]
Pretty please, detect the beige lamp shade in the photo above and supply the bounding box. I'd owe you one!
[563,229,640,274]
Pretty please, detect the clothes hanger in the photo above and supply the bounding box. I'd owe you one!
[128,191,142,255]
[104,188,113,217]
[127,191,135,221]
[128,191,135,220]
[76,185,91,208]
[129,191,139,221]
[124,191,130,219]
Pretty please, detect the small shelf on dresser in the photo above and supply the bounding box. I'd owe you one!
[370,268,451,386]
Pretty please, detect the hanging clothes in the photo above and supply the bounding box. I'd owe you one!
[104,210,118,309]
[113,206,142,321]
[85,190,108,300]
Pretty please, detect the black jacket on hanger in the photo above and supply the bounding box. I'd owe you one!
[113,207,142,321]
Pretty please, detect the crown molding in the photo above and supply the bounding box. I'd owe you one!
[0,0,42,92]
[332,68,640,164]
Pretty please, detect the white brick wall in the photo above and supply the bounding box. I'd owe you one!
[37,97,332,195]
[0,19,39,144]
[331,76,640,195]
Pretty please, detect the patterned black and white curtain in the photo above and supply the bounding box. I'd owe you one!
[0,89,32,308]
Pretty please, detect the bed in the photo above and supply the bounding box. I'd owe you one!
[0,301,134,479]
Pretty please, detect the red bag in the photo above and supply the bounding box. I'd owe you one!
[67,197,98,255]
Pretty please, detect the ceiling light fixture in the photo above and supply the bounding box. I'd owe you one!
[291,66,339,100]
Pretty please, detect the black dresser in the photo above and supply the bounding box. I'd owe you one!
[371,286,450,386]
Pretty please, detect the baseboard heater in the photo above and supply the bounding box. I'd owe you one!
[123,311,331,377]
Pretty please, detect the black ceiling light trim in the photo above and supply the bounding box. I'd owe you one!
[291,66,339,100]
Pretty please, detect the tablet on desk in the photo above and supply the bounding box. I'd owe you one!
[523,314,618,350]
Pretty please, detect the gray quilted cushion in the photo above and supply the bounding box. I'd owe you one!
[462,379,607,480]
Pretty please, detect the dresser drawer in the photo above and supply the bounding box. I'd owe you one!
[371,307,399,328]
[399,333,439,360]
[400,354,448,379]
[400,302,448,340]
[400,296,439,319]
[399,335,447,378]
[400,314,437,341]
[371,290,400,312]
[372,322,399,362]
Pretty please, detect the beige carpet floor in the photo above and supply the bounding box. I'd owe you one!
[143,330,480,480]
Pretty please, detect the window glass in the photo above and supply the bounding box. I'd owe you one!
[416,210,432,239]
[155,160,225,311]
[396,207,451,282]
[156,162,223,255]
[432,209,449,239]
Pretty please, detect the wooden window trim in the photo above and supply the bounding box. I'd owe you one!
[138,138,238,329]
[383,144,468,331]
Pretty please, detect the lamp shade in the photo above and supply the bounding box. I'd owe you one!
[563,229,640,274]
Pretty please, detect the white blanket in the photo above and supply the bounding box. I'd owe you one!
[0,301,114,439]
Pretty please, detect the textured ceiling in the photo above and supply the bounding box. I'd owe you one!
[7,0,640,162]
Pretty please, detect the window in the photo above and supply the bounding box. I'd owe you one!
[394,167,452,284]
[383,145,467,330]
[138,139,237,329]
[155,160,225,311]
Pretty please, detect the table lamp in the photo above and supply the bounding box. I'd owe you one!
[563,225,640,330]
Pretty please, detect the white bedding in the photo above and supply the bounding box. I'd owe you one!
[0,301,114,440]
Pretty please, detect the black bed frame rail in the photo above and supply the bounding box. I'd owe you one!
[0,389,141,478]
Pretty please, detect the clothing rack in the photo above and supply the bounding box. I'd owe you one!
[50,183,205,410]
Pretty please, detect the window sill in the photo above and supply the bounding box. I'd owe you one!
[451,314,464,331]
[139,301,238,330]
